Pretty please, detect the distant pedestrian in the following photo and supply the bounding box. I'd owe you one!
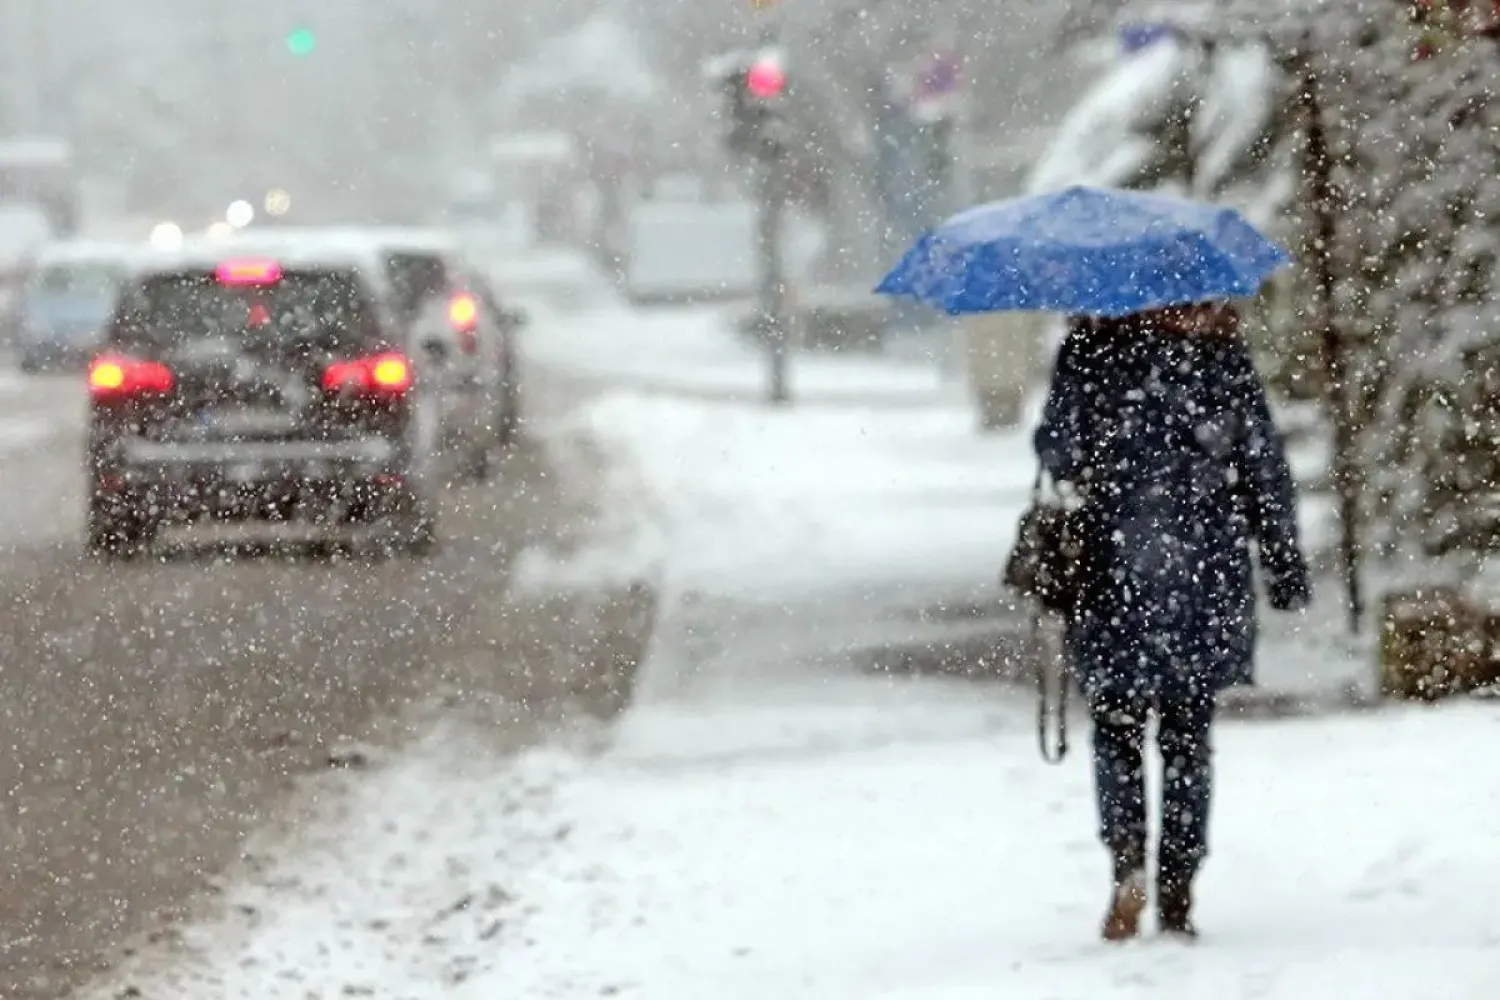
[1032,302,1310,941]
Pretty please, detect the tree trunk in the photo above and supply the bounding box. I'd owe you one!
[1296,57,1364,634]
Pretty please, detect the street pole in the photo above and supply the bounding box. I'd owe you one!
[750,7,792,406]
[755,140,790,405]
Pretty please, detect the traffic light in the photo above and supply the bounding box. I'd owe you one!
[286,26,316,57]
[745,54,786,99]
[718,48,788,158]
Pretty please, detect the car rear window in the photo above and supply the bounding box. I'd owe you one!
[385,252,449,320]
[108,268,385,356]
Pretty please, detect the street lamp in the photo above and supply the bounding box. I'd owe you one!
[226,200,254,228]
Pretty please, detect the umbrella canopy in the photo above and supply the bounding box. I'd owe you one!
[875,185,1291,318]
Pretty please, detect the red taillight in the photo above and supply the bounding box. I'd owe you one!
[88,355,174,399]
[322,352,414,396]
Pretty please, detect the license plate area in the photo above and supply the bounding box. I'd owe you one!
[195,405,301,439]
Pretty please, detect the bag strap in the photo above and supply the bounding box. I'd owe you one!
[1033,607,1069,764]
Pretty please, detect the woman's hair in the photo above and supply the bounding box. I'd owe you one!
[1197,302,1242,338]
[1140,302,1242,340]
[1067,314,1131,340]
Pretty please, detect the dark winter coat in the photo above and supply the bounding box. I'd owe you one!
[1033,318,1310,705]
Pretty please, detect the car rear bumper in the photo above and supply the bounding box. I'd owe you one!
[93,474,411,523]
[93,436,409,522]
[118,435,394,468]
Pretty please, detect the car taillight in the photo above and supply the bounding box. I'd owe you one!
[322,352,414,396]
[448,293,479,354]
[88,355,174,399]
[447,292,478,330]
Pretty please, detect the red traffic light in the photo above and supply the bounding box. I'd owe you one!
[746,58,786,99]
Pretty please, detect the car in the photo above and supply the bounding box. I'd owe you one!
[15,240,133,372]
[407,266,528,482]
[338,228,527,464]
[84,242,472,558]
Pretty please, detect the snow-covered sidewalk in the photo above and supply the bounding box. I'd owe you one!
[514,701,1500,1000]
[88,702,1500,1000]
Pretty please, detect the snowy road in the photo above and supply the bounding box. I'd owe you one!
[69,289,1490,1000]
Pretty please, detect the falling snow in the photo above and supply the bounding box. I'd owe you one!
[0,2,1497,998]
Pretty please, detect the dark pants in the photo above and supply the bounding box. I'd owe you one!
[1091,687,1215,888]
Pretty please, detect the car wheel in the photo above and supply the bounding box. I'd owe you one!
[382,509,437,557]
[374,489,437,558]
[404,515,438,557]
[86,504,153,560]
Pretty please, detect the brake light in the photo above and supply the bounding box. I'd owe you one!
[216,258,282,286]
[322,352,414,395]
[448,293,480,354]
[371,355,412,389]
[448,293,478,330]
[88,355,174,398]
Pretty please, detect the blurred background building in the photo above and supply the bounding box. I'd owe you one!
[0,0,1098,266]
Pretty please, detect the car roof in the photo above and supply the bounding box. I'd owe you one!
[129,236,393,287]
[237,225,460,258]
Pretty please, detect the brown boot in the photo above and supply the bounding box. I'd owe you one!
[1101,868,1148,942]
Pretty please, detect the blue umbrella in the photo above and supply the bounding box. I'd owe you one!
[874,185,1291,318]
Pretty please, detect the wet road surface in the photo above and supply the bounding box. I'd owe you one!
[0,372,653,999]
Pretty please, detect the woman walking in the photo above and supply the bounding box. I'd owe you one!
[1033,303,1310,941]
